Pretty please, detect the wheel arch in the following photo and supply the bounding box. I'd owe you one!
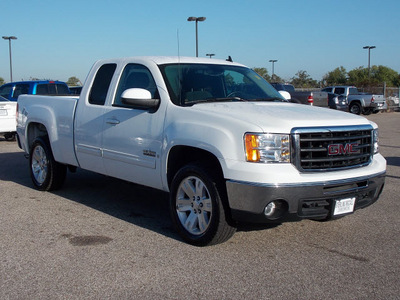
[349,99,364,107]
[166,145,225,188]
[26,122,50,152]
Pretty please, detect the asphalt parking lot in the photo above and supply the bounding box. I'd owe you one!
[1,112,399,299]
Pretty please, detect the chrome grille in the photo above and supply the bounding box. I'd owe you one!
[292,125,373,172]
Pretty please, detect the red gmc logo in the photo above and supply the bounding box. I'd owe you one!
[328,143,359,155]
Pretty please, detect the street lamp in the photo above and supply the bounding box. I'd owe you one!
[2,36,17,82]
[206,53,215,59]
[363,45,376,80]
[187,16,206,57]
[269,59,277,79]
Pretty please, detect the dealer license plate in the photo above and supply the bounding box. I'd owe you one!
[0,109,7,116]
[333,197,355,216]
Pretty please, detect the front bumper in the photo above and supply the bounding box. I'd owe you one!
[226,172,385,223]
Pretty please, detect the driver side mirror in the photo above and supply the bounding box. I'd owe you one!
[121,88,160,110]
[279,90,291,101]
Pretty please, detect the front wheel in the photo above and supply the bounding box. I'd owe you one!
[169,163,236,246]
[29,137,67,191]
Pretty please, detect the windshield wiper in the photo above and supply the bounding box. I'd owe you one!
[187,97,247,105]
[248,97,285,102]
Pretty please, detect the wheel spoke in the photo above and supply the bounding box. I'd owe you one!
[197,210,210,232]
[184,211,198,232]
[32,148,40,162]
[176,198,192,213]
[202,197,212,213]
[181,179,195,200]
[195,179,206,195]
[32,162,40,173]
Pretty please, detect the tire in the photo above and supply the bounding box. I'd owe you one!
[4,133,16,141]
[29,137,67,191]
[349,102,362,115]
[169,163,236,246]
[362,108,372,115]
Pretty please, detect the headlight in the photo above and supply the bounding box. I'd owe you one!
[373,128,379,154]
[245,133,290,163]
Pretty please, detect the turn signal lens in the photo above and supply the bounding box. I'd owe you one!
[245,134,261,162]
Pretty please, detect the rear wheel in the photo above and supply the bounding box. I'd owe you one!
[349,102,362,115]
[362,108,372,115]
[170,163,236,246]
[29,137,67,191]
[4,133,16,141]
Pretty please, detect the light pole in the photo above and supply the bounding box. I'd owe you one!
[363,45,376,80]
[2,36,17,82]
[187,16,206,57]
[206,53,215,59]
[269,59,277,80]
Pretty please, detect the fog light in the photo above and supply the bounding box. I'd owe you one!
[264,202,276,217]
[264,200,288,220]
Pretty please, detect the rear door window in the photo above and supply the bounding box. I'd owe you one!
[56,84,70,94]
[89,64,117,105]
[12,84,30,99]
[334,88,345,95]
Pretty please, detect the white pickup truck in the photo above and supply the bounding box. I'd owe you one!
[0,96,17,140]
[16,57,386,246]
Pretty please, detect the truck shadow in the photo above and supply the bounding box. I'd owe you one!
[55,169,279,241]
[1,150,283,243]
[0,151,32,186]
[54,169,181,241]
[385,156,400,167]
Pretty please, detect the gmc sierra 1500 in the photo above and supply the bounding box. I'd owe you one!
[16,57,386,246]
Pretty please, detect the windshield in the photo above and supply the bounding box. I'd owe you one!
[159,63,284,106]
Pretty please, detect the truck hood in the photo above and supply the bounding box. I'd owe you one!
[191,102,372,133]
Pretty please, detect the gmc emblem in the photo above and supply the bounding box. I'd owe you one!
[328,142,359,155]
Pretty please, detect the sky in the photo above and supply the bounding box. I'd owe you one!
[1,0,399,84]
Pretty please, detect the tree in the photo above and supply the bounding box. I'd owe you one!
[0,77,4,86]
[322,66,347,86]
[372,65,400,87]
[290,70,318,88]
[253,67,271,82]
[66,76,81,86]
[252,68,284,83]
[347,67,372,87]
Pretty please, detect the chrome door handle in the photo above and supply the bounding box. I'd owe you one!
[106,118,120,125]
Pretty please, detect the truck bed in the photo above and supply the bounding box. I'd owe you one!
[17,95,79,166]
